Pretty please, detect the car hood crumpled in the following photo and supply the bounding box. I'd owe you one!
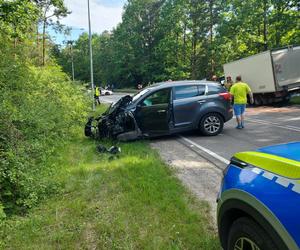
[85,95,143,141]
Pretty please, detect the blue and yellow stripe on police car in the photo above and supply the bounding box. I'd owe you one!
[251,167,300,194]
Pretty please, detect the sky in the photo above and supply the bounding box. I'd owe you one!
[51,0,127,44]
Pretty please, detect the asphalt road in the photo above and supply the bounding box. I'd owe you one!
[100,92,132,104]
[180,105,300,169]
[101,93,300,169]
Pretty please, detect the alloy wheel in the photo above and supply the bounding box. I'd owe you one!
[233,237,260,250]
[203,115,221,134]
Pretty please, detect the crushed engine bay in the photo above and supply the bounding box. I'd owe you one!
[84,95,143,141]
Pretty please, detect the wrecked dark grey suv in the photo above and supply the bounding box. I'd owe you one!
[85,80,233,141]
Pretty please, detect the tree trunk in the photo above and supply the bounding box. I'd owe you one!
[209,0,214,75]
[37,23,40,59]
[191,32,197,79]
[263,0,268,51]
[183,21,187,62]
[42,19,46,66]
[275,4,281,47]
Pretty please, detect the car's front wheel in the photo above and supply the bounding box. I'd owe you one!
[227,217,278,250]
[199,113,223,136]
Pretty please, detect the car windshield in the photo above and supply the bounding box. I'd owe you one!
[132,89,151,102]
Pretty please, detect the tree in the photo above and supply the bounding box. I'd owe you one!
[55,0,300,87]
[32,0,70,65]
[0,0,38,45]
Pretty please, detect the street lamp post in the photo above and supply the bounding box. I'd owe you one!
[87,0,95,111]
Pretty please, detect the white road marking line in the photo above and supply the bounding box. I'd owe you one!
[246,118,300,132]
[179,136,230,165]
[248,117,300,129]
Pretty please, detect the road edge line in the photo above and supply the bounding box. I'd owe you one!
[179,136,230,165]
[246,118,300,132]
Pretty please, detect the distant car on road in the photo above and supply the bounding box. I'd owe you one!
[217,142,300,250]
[86,80,233,140]
[100,88,113,95]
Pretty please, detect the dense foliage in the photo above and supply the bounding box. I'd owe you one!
[0,0,88,217]
[57,0,300,87]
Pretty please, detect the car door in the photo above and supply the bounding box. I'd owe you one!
[135,88,171,136]
[173,85,206,127]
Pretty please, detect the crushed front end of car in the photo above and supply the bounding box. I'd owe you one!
[84,95,143,141]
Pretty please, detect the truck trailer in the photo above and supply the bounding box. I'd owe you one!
[223,46,300,105]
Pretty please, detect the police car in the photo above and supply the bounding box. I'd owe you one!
[217,142,300,250]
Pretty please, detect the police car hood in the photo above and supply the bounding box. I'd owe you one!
[233,142,300,179]
[258,142,300,162]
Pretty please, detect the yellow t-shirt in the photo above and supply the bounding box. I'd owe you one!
[95,87,100,96]
[230,82,251,104]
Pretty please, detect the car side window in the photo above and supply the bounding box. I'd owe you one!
[175,85,203,100]
[198,85,206,95]
[142,88,170,107]
[207,85,224,95]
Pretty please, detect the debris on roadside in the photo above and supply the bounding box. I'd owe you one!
[84,117,96,137]
[108,146,121,154]
[96,144,121,155]
[96,144,108,153]
[96,144,121,161]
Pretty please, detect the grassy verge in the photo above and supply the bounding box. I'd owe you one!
[290,95,300,105]
[0,106,219,249]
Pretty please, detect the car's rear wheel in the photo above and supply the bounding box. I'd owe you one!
[199,113,223,136]
[227,217,278,250]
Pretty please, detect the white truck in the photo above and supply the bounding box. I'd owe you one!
[223,46,300,105]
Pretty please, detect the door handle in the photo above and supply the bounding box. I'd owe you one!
[197,100,206,103]
[157,110,166,113]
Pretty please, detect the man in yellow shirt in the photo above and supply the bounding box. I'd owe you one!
[230,76,254,129]
[94,86,101,105]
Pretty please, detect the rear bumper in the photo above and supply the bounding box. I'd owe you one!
[224,109,233,122]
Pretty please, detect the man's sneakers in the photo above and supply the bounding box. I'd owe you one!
[236,122,244,129]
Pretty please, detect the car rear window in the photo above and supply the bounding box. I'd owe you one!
[207,85,225,95]
[175,85,204,100]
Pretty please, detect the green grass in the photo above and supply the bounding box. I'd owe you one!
[0,106,219,249]
[290,95,300,105]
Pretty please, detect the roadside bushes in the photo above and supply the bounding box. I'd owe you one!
[0,36,89,217]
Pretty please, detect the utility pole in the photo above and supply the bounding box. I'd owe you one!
[67,28,84,82]
[87,0,95,111]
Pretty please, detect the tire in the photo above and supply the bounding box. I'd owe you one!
[199,113,224,136]
[227,217,278,250]
[253,96,262,106]
[105,92,110,95]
